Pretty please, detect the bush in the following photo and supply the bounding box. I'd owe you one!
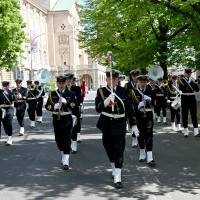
[44,82,56,91]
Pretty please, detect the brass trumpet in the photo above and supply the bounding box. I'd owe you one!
[29,84,35,90]
[162,80,168,86]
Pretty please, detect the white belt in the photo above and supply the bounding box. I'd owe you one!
[170,97,176,99]
[14,100,26,103]
[53,111,72,116]
[156,94,164,96]
[101,111,125,119]
[1,105,12,108]
[140,108,152,112]
[27,97,36,100]
[181,93,195,96]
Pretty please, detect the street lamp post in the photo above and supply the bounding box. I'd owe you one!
[30,33,47,80]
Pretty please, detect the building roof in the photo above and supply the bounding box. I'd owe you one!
[52,0,75,11]
[29,0,49,10]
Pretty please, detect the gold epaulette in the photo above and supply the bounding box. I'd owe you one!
[131,90,140,104]
[124,83,127,89]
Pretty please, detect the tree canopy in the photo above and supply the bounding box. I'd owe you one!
[0,0,27,71]
[79,0,200,77]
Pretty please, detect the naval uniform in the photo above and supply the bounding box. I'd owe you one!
[130,87,156,152]
[12,87,27,128]
[179,77,199,129]
[124,81,138,138]
[68,84,84,142]
[0,90,15,137]
[154,83,167,121]
[45,88,77,154]
[95,85,136,169]
[36,86,45,118]
[26,88,39,121]
[167,83,181,125]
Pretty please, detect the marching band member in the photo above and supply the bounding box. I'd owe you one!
[12,79,27,136]
[45,75,77,170]
[154,77,167,124]
[179,68,200,137]
[125,69,140,148]
[130,75,156,167]
[65,73,84,153]
[26,80,39,127]
[95,69,137,189]
[34,80,45,123]
[147,77,157,120]
[167,75,182,132]
[0,81,15,145]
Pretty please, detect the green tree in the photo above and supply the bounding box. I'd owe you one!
[0,0,27,70]
[79,0,198,77]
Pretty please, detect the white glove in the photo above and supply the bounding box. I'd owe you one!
[131,125,139,137]
[167,99,171,103]
[61,97,67,104]
[54,103,60,110]
[18,94,22,99]
[188,77,193,83]
[104,95,111,107]
[104,94,115,107]
[138,101,145,110]
[110,93,115,104]
[4,90,8,95]
[144,95,151,102]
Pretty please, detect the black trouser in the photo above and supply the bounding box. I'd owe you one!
[53,115,73,154]
[170,105,181,124]
[36,98,43,117]
[1,107,14,136]
[27,100,37,121]
[15,103,26,127]
[181,96,198,128]
[137,112,154,151]
[102,132,125,168]
[156,97,166,117]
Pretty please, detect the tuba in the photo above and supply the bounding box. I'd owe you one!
[36,69,52,84]
[148,65,164,81]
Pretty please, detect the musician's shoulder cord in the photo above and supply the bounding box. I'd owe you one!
[49,91,55,105]
[131,90,140,104]
[99,88,105,100]
[168,85,177,95]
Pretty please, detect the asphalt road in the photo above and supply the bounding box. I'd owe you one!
[0,91,200,200]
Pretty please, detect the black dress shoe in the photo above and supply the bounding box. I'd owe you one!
[63,164,69,170]
[148,160,156,167]
[139,158,145,162]
[177,130,182,133]
[184,135,189,138]
[164,122,167,125]
[71,150,77,154]
[114,182,123,189]
[77,140,81,143]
